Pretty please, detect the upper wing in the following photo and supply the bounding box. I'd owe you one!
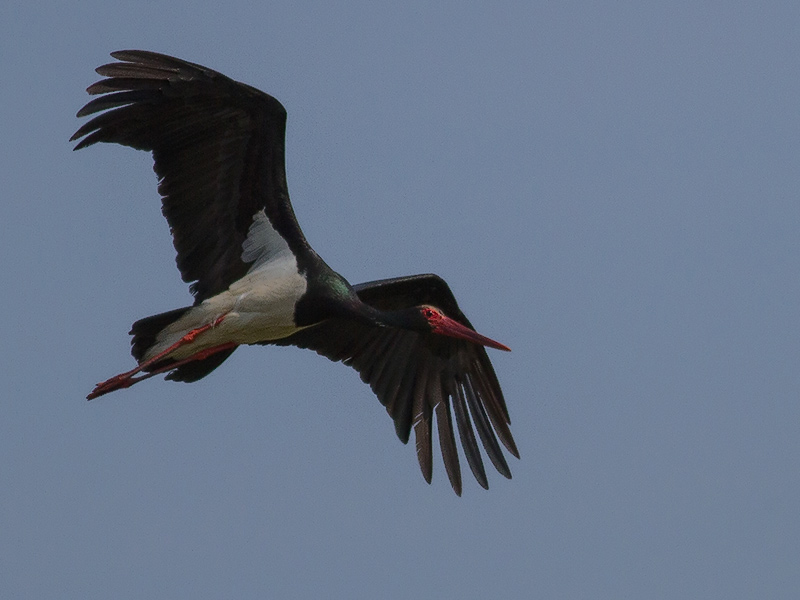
[274,274,518,495]
[71,50,309,302]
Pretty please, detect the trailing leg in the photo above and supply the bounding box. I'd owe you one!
[87,313,231,400]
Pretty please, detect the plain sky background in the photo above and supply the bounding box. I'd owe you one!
[2,2,799,598]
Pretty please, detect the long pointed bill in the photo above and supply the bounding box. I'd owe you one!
[431,314,511,352]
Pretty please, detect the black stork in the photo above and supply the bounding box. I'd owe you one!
[72,50,518,495]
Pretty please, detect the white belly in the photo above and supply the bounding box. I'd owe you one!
[144,256,308,362]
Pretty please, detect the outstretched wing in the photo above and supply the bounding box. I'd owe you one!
[72,50,309,302]
[275,274,518,495]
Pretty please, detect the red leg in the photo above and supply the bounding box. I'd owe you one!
[87,314,229,400]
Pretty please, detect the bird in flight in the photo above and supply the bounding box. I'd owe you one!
[72,51,518,494]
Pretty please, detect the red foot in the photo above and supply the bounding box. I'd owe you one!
[86,365,143,399]
[87,315,231,400]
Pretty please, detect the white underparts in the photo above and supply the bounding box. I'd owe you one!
[143,209,308,362]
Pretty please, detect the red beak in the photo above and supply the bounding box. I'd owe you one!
[431,314,511,352]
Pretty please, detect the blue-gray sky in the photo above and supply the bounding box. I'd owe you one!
[2,2,799,598]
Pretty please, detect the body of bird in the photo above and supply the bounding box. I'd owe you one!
[147,215,309,360]
[72,50,518,494]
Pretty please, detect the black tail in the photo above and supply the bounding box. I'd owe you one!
[130,307,191,361]
[129,307,237,383]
